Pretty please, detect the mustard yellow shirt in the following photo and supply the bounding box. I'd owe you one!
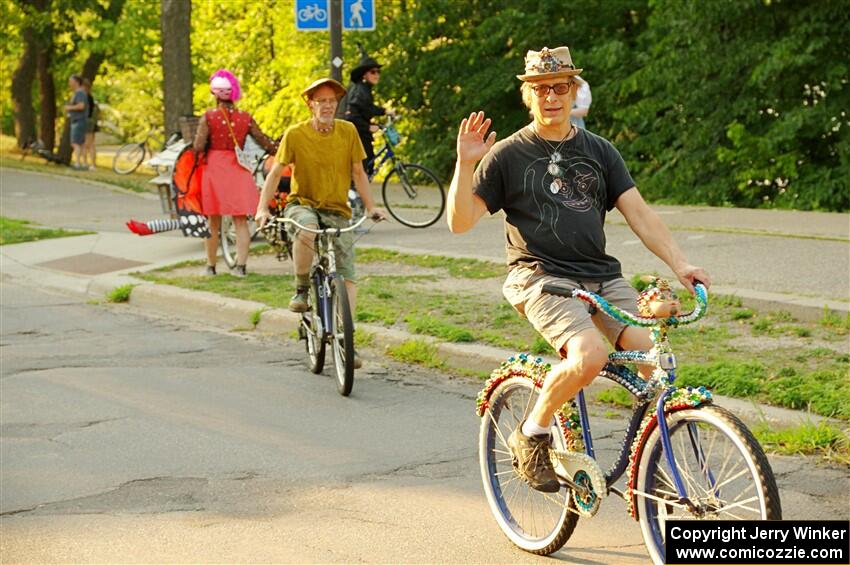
[275,119,366,218]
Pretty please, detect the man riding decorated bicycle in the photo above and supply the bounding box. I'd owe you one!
[447,46,711,492]
[256,78,386,368]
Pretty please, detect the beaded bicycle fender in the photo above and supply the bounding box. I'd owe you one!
[625,386,714,519]
[475,354,584,451]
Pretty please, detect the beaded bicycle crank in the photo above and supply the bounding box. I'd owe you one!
[550,450,606,517]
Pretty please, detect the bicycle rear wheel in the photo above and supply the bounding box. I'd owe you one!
[382,163,445,228]
[303,274,326,374]
[479,377,579,555]
[330,275,355,396]
[220,216,259,269]
[634,404,781,565]
[112,143,146,174]
[220,216,238,269]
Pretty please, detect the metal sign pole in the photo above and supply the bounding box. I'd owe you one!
[329,0,343,81]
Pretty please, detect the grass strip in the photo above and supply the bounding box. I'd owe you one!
[0,216,93,245]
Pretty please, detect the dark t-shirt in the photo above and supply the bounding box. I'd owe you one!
[472,125,635,281]
[68,89,88,122]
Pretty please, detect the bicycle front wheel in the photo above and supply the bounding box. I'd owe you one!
[634,404,781,565]
[112,143,145,174]
[479,377,579,555]
[382,163,445,228]
[330,275,355,396]
[303,274,326,374]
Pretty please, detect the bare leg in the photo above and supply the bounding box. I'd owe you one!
[292,226,318,279]
[72,144,83,167]
[205,215,222,266]
[528,329,609,428]
[616,326,654,379]
[233,215,251,266]
[86,132,96,168]
[344,280,357,318]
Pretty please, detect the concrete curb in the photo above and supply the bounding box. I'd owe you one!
[119,280,836,429]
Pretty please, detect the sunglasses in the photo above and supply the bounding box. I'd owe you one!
[368,69,381,75]
[530,82,573,97]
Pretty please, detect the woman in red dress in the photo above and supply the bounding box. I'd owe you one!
[193,69,277,277]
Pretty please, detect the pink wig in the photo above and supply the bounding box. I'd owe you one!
[209,69,241,102]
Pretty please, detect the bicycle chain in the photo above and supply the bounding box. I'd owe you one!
[550,449,606,517]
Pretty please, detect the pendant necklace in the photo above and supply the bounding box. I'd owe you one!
[534,124,575,193]
[312,118,334,134]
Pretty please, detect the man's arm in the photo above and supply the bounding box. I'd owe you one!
[256,161,283,227]
[615,188,711,292]
[447,111,496,233]
[352,161,385,219]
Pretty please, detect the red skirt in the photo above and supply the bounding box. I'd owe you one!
[201,150,258,216]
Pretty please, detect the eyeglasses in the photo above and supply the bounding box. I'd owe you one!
[312,97,338,106]
[530,82,573,97]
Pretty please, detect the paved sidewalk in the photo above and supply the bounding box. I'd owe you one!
[2,168,848,432]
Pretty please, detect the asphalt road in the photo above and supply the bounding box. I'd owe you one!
[2,282,847,562]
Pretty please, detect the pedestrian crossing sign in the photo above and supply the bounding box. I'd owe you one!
[342,0,375,31]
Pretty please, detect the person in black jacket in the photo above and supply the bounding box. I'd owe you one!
[344,49,394,176]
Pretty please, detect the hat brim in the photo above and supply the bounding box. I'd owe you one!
[516,68,583,82]
[301,78,347,100]
[350,63,382,82]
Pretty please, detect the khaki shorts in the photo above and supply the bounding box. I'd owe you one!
[284,205,356,281]
[502,264,638,355]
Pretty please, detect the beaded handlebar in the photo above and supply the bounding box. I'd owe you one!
[572,283,708,328]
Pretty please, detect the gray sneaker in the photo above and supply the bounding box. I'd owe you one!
[289,287,309,313]
[507,422,560,493]
[203,265,216,276]
[231,265,247,278]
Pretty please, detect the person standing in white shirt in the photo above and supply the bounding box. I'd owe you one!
[570,76,592,129]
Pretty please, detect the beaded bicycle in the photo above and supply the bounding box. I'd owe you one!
[476,279,781,564]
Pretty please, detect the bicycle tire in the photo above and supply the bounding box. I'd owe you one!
[304,274,326,374]
[634,404,781,565]
[330,275,355,396]
[112,142,146,175]
[382,163,445,228]
[220,216,238,269]
[479,377,579,555]
[220,216,259,269]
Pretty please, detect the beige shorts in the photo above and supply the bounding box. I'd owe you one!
[502,264,638,355]
[284,205,356,281]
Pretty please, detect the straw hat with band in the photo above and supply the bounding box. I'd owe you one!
[301,78,347,103]
[516,46,582,82]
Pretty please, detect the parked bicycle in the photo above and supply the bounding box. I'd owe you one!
[349,116,445,228]
[476,280,780,564]
[112,129,179,175]
[267,214,374,396]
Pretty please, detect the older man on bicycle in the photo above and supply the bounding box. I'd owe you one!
[257,78,385,367]
[447,46,710,492]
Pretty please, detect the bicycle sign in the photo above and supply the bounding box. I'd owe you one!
[295,0,329,31]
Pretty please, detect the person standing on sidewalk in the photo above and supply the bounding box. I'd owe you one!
[447,46,710,492]
[82,78,99,170]
[569,76,591,129]
[193,69,277,277]
[255,78,386,368]
[64,75,88,170]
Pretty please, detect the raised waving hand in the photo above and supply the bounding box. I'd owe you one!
[457,111,497,164]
